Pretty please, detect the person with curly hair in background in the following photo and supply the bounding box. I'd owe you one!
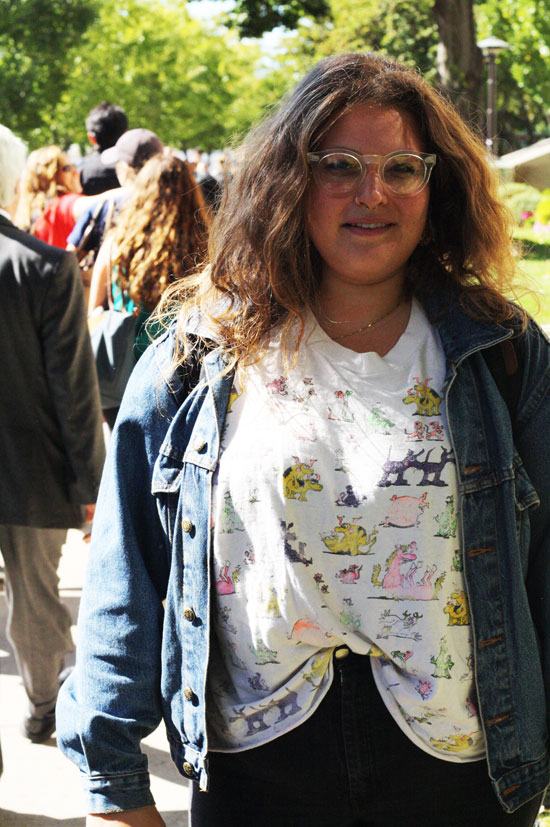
[14,144,104,248]
[88,150,209,428]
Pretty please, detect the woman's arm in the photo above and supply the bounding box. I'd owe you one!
[87,806,165,826]
[88,237,113,313]
[56,340,177,814]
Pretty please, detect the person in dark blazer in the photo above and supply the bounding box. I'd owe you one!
[0,125,105,743]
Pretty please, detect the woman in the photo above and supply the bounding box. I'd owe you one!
[88,150,209,427]
[57,53,550,826]
[14,145,97,247]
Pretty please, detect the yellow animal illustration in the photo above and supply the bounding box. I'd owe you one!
[429,733,474,753]
[283,457,323,501]
[444,590,470,626]
[303,649,333,688]
[403,377,442,416]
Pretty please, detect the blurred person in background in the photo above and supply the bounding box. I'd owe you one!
[88,150,209,428]
[67,128,164,262]
[79,101,128,195]
[0,124,105,744]
[14,144,103,248]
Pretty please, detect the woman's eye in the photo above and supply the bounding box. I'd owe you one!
[322,156,360,177]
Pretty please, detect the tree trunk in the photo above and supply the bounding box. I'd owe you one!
[432,0,484,127]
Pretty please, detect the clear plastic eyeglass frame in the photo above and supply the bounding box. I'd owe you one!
[307,149,437,198]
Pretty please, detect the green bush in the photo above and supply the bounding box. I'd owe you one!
[500,182,542,223]
[534,196,550,226]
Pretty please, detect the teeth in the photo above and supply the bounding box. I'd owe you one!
[351,222,386,229]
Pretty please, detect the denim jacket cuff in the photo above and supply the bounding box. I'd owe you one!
[84,770,155,814]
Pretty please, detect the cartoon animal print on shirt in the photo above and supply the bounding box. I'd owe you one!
[227,385,241,413]
[218,491,245,533]
[434,495,458,538]
[282,458,323,501]
[377,449,423,487]
[430,637,454,679]
[249,637,279,664]
[340,597,361,630]
[466,697,478,717]
[292,377,316,410]
[321,516,378,556]
[451,549,462,571]
[391,650,413,665]
[303,649,332,689]
[335,563,363,584]
[229,690,302,736]
[218,605,237,634]
[379,493,430,528]
[328,389,354,422]
[216,562,241,595]
[280,520,313,566]
[266,376,288,397]
[444,590,470,626]
[377,608,423,642]
[371,543,446,600]
[414,447,455,487]
[248,672,269,692]
[429,733,474,753]
[288,617,335,646]
[415,679,434,700]
[426,421,444,441]
[335,484,367,508]
[405,421,425,441]
[365,406,395,434]
[402,377,442,416]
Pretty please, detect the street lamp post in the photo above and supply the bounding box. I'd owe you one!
[476,36,511,156]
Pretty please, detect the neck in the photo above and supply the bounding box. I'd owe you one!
[315,279,411,355]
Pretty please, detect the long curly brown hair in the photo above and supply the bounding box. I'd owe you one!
[108,152,209,311]
[15,145,77,231]
[160,52,523,370]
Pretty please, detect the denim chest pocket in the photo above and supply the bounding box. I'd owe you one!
[513,458,540,570]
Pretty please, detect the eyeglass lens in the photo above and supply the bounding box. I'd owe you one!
[317,153,428,196]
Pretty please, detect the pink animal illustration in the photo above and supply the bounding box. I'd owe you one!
[372,543,446,600]
[415,679,434,700]
[379,492,430,528]
[266,376,288,396]
[335,563,363,584]
[216,562,240,595]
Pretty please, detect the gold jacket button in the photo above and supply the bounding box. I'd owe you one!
[181,519,193,533]
[183,762,194,777]
[334,646,350,659]
[184,687,194,701]
[183,608,196,622]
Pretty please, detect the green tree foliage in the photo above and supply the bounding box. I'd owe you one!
[284,0,438,78]
[229,0,329,38]
[3,0,290,151]
[475,0,550,150]
[0,0,98,140]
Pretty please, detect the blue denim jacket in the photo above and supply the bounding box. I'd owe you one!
[57,294,550,815]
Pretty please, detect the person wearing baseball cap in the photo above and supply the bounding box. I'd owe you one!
[101,128,164,171]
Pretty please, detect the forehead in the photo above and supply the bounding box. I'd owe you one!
[318,104,424,154]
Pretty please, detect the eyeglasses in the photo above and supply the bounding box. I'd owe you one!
[307,149,437,198]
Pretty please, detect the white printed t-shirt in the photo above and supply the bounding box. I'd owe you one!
[207,299,485,763]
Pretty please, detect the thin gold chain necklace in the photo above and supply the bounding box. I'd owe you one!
[325,299,404,341]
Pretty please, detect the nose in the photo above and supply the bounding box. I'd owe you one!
[354,168,387,210]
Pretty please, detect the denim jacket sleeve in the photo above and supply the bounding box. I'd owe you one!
[56,333,181,814]
[515,322,550,709]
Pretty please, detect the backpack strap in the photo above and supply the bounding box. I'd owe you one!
[481,336,523,425]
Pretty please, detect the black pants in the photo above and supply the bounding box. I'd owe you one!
[191,652,543,826]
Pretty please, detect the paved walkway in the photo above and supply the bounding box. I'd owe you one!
[0,530,190,826]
